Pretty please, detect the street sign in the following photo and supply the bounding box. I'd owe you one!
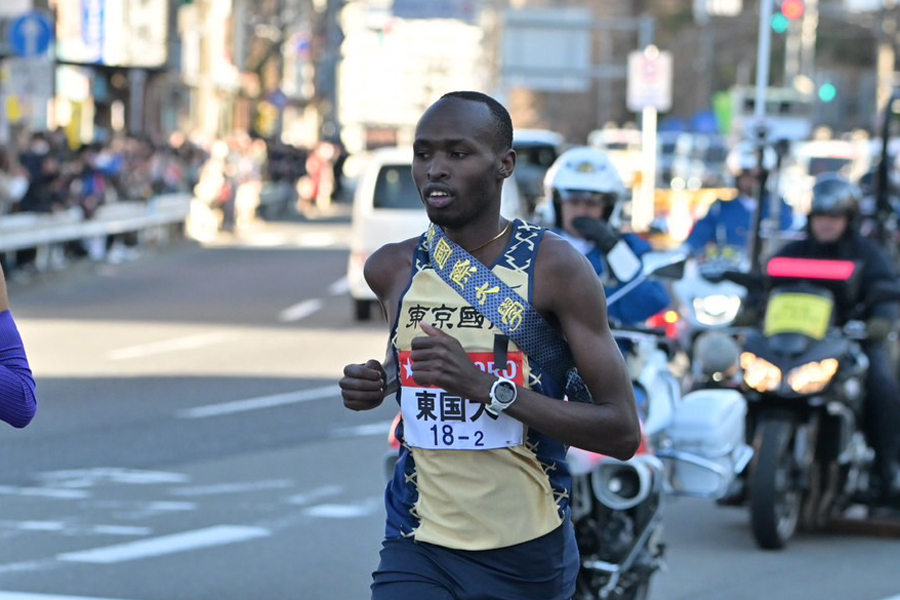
[626,47,673,112]
[8,11,53,57]
[502,8,593,93]
[1,57,54,97]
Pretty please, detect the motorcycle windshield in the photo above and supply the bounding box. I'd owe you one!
[763,292,834,340]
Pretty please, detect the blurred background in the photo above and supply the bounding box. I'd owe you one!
[2,0,898,255]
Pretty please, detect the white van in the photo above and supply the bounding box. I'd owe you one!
[347,146,525,320]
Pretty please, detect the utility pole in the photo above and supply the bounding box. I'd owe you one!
[799,0,819,84]
[748,0,775,273]
[876,2,897,129]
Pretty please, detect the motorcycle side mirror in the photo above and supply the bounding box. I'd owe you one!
[641,250,687,280]
[572,216,643,282]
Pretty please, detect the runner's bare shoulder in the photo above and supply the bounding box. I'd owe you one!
[364,237,421,301]
[534,230,605,314]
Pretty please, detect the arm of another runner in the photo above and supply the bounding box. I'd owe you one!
[0,262,37,428]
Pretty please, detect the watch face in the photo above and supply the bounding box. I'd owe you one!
[494,381,516,404]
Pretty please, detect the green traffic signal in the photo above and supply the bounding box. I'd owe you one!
[771,14,789,33]
[818,83,837,103]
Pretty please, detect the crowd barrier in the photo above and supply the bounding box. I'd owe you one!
[0,193,193,268]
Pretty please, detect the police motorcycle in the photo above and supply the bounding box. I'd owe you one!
[566,219,752,600]
[714,257,900,550]
[671,245,748,368]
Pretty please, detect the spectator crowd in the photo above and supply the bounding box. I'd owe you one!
[0,126,351,277]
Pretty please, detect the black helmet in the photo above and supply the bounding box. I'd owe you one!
[809,174,861,218]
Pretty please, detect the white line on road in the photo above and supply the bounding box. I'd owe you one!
[0,521,152,536]
[170,479,293,497]
[56,525,270,564]
[330,420,395,439]
[328,276,350,295]
[176,384,340,419]
[107,332,239,361]
[285,484,343,506]
[278,298,323,322]
[0,592,149,600]
[0,487,89,499]
[303,498,382,519]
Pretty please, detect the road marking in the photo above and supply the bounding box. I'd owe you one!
[278,298,323,322]
[56,525,270,564]
[0,593,154,600]
[285,484,343,506]
[330,420,394,438]
[177,384,339,419]
[278,277,348,323]
[0,487,89,499]
[37,468,190,488]
[171,479,293,497]
[328,276,350,295]
[108,332,239,361]
[0,521,150,536]
[9,521,65,532]
[303,498,382,519]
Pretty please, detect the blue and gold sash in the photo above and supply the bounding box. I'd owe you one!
[425,223,592,404]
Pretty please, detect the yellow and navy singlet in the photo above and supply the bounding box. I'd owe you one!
[384,219,573,551]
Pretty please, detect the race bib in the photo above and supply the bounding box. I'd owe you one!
[399,351,525,450]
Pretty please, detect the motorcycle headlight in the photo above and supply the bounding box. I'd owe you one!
[740,352,782,392]
[692,294,742,326]
[786,358,839,394]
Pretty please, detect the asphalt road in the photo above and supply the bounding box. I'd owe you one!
[1,215,898,600]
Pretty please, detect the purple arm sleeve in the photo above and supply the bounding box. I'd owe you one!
[0,310,37,428]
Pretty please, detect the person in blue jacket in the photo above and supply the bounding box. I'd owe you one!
[541,146,671,326]
[685,152,794,258]
[0,261,36,428]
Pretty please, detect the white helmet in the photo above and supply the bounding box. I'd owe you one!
[540,146,626,228]
[544,146,626,198]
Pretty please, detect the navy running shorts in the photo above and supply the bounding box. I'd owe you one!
[370,522,578,600]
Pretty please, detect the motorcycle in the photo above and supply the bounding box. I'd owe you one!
[670,245,747,374]
[569,320,679,600]
[717,256,900,549]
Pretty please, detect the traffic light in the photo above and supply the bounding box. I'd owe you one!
[771,13,789,33]
[818,83,837,103]
[781,0,805,20]
[771,0,804,33]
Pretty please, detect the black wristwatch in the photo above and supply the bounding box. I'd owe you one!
[486,377,518,416]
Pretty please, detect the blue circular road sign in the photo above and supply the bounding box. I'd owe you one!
[9,11,54,57]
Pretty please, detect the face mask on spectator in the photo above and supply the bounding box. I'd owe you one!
[6,176,28,202]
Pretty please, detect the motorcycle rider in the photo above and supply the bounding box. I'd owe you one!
[542,146,671,326]
[685,149,794,258]
[772,173,900,504]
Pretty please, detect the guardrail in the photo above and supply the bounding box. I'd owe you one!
[0,193,193,268]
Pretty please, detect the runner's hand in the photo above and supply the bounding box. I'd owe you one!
[409,323,494,402]
[340,359,387,411]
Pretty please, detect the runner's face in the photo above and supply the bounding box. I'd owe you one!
[412,98,511,229]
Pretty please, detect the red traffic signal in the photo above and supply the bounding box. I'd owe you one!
[781,0,805,20]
